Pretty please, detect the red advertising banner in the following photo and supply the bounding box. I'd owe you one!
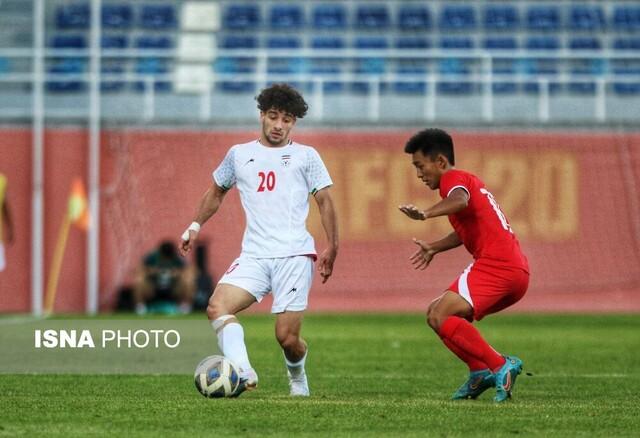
[1,129,639,313]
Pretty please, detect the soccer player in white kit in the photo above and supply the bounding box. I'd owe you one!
[180,84,338,397]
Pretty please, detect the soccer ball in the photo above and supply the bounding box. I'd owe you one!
[194,355,240,398]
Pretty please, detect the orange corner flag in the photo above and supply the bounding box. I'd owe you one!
[68,177,90,230]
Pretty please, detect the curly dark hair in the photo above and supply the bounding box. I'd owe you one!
[255,83,308,118]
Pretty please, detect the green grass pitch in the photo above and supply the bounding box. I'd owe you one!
[1,313,639,436]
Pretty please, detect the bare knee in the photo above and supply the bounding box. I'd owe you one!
[426,303,446,333]
[426,310,443,332]
[206,295,227,321]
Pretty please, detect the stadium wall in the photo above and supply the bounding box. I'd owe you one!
[1,128,639,313]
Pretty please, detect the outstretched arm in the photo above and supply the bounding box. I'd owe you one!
[399,188,469,220]
[410,231,462,270]
[179,182,228,256]
[314,187,338,284]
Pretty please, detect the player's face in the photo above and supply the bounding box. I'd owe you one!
[412,151,443,190]
[260,109,296,147]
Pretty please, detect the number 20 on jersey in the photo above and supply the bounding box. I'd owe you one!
[257,171,276,192]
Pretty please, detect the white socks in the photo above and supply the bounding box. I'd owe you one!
[211,315,253,373]
[285,349,307,378]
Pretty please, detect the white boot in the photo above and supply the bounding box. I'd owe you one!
[288,369,309,397]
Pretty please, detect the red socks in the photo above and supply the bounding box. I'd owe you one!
[438,316,506,372]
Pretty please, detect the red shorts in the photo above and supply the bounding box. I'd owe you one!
[447,260,529,321]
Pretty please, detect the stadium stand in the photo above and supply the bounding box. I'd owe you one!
[312,4,347,30]
[0,1,638,122]
[101,4,133,29]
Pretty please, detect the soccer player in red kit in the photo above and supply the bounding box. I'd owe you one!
[399,128,529,402]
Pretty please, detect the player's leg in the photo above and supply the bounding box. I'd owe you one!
[427,296,489,371]
[427,291,501,399]
[133,269,153,315]
[482,268,528,402]
[175,265,196,313]
[207,282,259,394]
[207,257,271,394]
[271,255,314,396]
[275,311,309,396]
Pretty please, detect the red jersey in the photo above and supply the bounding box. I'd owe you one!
[439,169,529,272]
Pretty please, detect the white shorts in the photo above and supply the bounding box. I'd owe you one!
[218,255,314,313]
[0,242,5,272]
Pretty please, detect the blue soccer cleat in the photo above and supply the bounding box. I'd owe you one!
[494,356,523,402]
[451,369,495,400]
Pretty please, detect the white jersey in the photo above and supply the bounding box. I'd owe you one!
[213,140,333,258]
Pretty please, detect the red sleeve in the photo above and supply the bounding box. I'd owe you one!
[439,170,470,199]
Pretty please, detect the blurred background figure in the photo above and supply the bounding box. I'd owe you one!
[0,172,14,273]
[192,243,215,312]
[133,240,194,315]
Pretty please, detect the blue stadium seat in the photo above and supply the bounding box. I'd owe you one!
[309,60,343,93]
[267,36,302,49]
[139,5,176,29]
[394,61,428,94]
[133,58,170,92]
[613,38,640,50]
[569,37,601,51]
[312,4,347,30]
[568,5,605,31]
[354,37,388,50]
[101,35,128,49]
[491,59,518,93]
[439,5,476,30]
[527,6,560,31]
[352,37,387,92]
[270,4,304,29]
[135,36,172,50]
[310,36,345,50]
[483,37,517,51]
[395,37,431,50]
[102,4,132,29]
[214,57,255,92]
[56,3,89,29]
[101,62,125,92]
[355,5,390,29]
[437,58,473,94]
[221,36,258,50]
[526,36,560,51]
[519,59,561,94]
[47,59,86,92]
[568,59,605,94]
[352,57,386,93]
[267,57,308,74]
[612,6,640,32]
[484,5,519,31]
[224,4,260,29]
[397,5,431,30]
[440,37,474,50]
[0,58,10,74]
[611,61,640,94]
[50,35,87,49]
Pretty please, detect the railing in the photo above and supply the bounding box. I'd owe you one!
[0,48,639,123]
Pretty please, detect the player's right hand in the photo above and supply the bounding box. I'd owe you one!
[398,204,426,221]
[179,230,197,256]
[410,238,435,270]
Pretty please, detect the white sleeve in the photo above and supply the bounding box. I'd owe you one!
[212,147,236,190]
[306,148,332,194]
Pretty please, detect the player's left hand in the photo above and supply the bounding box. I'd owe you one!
[317,247,337,283]
[398,204,426,221]
[410,238,435,270]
